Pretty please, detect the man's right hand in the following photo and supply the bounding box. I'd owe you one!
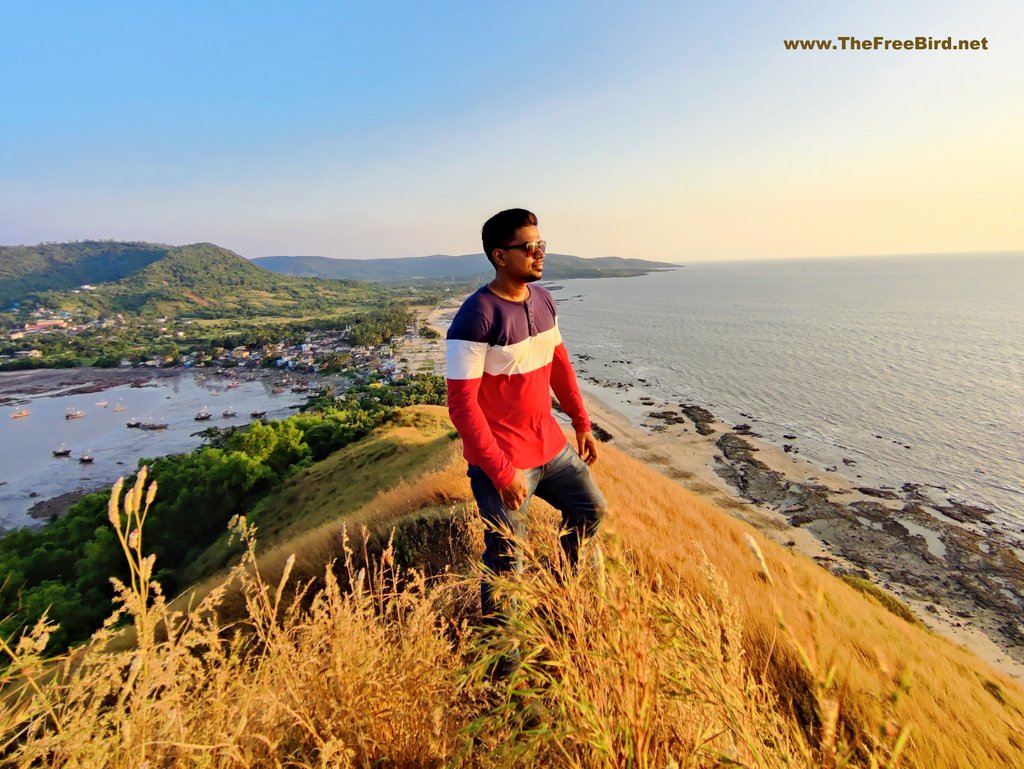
[499,468,528,510]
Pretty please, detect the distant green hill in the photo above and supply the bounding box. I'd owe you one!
[252,252,677,282]
[0,241,171,308]
[4,241,389,319]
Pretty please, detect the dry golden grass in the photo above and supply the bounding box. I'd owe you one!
[2,409,1023,767]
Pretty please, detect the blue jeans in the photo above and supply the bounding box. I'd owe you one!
[468,442,607,623]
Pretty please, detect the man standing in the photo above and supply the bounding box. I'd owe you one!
[446,208,607,629]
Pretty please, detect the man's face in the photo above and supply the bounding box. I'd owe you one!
[495,224,544,283]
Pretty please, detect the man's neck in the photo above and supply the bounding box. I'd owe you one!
[488,275,530,303]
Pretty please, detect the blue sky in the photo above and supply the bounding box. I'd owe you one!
[2,1,1021,261]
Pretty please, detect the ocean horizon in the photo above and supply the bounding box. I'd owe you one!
[550,250,1024,530]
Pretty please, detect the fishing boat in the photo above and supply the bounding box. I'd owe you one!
[113,401,127,412]
[95,399,108,408]
[79,450,94,464]
[271,386,285,394]
[140,420,169,431]
[9,409,30,419]
[126,417,142,428]
[222,407,237,418]
[65,408,85,420]
[194,406,213,421]
[249,410,266,419]
[52,445,72,457]
[291,384,310,393]
[226,380,240,389]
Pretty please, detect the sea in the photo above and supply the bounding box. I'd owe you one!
[550,251,1024,529]
[0,373,312,531]
[2,252,1021,536]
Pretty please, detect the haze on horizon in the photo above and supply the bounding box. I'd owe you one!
[2,1,1021,264]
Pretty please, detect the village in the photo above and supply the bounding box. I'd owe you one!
[1,301,448,383]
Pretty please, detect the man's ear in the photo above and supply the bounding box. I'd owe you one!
[492,249,505,267]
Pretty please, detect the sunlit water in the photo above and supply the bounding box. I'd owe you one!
[551,252,1024,529]
[0,373,312,530]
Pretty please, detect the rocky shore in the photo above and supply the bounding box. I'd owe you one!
[401,306,1024,678]
[713,430,1024,665]
[570,361,1024,679]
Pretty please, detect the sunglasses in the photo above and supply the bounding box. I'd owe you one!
[501,240,546,258]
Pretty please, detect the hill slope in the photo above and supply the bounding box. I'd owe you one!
[0,241,171,307]
[5,407,1023,766]
[253,252,677,282]
[184,408,1024,766]
[9,241,389,318]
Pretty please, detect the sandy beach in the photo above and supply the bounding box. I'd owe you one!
[408,298,1024,680]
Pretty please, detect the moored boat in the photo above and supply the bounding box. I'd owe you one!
[222,407,237,417]
[140,420,169,431]
[126,418,142,428]
[250,410,266,419]
[65,408,85,420]
[194,407,213,421]
[95,399,108,408]
[9,409,30,419]
[52,445,72,457]
[113,401,127,412]
[79,450,94,464]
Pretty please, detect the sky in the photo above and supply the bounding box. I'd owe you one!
[2,1,1022,263]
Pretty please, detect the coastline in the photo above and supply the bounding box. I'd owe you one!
[576,385,1024,680]
[0,367,185,405]
[413,298,1024,680]
[11,302,1020,678]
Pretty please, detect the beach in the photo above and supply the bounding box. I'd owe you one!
[413,296,1024,680]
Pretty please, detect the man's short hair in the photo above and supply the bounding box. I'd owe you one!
[481,208,538,268]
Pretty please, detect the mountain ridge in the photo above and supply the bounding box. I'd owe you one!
[252,252,677,282]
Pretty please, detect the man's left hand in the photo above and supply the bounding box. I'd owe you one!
[576,430,598,466]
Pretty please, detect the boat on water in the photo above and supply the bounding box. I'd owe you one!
[65,408,85,420]
[140,420,169,431]
[271,387,285,394]
[113,402,127,412]
[291,384,310,393]
[52,445,72,457]
[9,409,30,419]
[250,410,267,419]
[126,417,142,428]
[95,399,108,408]
[79,450,94,464]
[226,380,240,389]
[194,407,213,421]
[222,408,237,417]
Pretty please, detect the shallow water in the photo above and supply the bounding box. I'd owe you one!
[0,372,310,529]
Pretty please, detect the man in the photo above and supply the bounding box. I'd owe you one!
[446,208,607,630]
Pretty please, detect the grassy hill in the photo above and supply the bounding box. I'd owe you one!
[4,406,1023,767]
[0,241,171,308]
[253,252,678,282]
[4,241,391,319]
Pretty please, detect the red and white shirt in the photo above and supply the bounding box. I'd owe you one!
[446,284,591,488]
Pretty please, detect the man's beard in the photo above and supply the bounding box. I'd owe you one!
[524,272,542,283]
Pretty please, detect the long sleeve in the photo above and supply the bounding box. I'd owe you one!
[447,336,517,489]
[550,335,591,434]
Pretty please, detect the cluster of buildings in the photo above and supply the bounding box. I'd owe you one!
[2,304,428,383]
[178,325,419,384]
